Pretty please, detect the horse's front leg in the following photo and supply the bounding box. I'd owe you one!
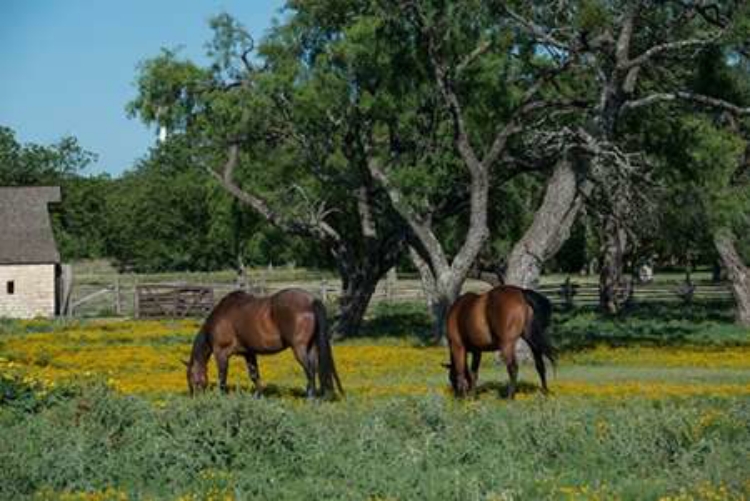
[453,348,470,398]
[244,352,262,397]
[215,351,230,394]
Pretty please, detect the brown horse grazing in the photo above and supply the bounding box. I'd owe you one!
[186,288,343,398]
[445,285,554,399]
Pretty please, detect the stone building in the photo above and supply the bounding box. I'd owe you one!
[0,186,62,318]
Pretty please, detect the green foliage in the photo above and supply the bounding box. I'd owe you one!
[7,1,750,279]
[0,373,81,415]
[104,138,323,272]
[576,0,611,32]
[53,175,114,259]
[651,112,748,257]
[681,117,747,230]
[126,50,210,132]
[0,125,112,261]
[106,141,233,272]
[0,126,95,186]
[0,387,748,499]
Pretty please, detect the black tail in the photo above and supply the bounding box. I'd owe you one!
[313,299,344,397]
[521,289,556,366]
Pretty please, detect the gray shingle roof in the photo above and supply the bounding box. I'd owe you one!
[0,186,61,264]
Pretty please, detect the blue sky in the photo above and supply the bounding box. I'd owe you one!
[0,0,286,177]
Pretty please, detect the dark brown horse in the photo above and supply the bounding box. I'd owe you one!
[445,285,554,399]
[186,288,343,398]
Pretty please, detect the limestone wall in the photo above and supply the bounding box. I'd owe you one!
[0,264,56,318]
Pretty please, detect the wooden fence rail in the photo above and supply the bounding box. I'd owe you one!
[135,284,214,318]
[66,273,734,318]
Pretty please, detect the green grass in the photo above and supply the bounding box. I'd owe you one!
[0,383,748,500]
[1,301,749,500]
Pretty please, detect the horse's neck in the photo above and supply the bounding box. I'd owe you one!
[189,330,212,367]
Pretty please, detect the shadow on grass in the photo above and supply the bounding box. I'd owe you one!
[199,383,340,401]
[553,301,748,352]
[349,300,748,352]
[471,381,545,399]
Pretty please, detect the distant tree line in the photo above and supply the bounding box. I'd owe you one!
[4,0,750,332]
[0,126,328,272]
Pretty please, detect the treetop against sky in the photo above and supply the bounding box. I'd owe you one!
[0,0,285,177]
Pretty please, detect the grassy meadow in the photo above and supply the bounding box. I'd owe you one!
[0,302,749,500]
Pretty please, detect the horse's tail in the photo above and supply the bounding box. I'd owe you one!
[313,299,344,397]
[521,289,556,366]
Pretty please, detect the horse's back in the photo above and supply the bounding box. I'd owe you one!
[268,288,317,340]
[203,291,254,332]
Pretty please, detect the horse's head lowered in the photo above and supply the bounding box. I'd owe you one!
[185,358,208,395]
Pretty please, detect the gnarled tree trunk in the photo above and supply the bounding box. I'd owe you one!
[331,228,406,338]
[714,229,750,326]
[409,247,461,342]
[505,157,588,289]
[599,215,629,314]
[334,267,382,339]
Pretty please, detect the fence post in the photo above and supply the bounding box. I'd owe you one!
[114,275,122,316]
[559,277,577,309]
[133,280,140,319]
[386,267,397,303]
[320,279,328,303]
[60,264,74,318]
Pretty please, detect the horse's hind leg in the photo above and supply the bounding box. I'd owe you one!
[243,352,262,396]
[215,351,230,394]
[469,351,481,392]
[292,345,316,399]
[307,345,319,396]
[501,342,518,400]
[533,351,549,395]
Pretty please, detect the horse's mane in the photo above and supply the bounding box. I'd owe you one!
[189,329,212,366]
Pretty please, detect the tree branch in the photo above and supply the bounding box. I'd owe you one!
[456,39,491,75]
[621,91,750,115]
[615,8,637,68]
[205,143,342,243]
[620,35,722,70]
[366,154,450,275]
[503,6,571,52]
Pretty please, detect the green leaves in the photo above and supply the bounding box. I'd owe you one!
[127,49,211,132]
[679,116,747,231]
[0,126,95,185]
[206,13,255,79]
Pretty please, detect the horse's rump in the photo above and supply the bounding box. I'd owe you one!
[445,285,554,398]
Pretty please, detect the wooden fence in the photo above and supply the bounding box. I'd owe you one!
[65,271,734,318]
[535,279,733,307]
[134,284,214,318]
